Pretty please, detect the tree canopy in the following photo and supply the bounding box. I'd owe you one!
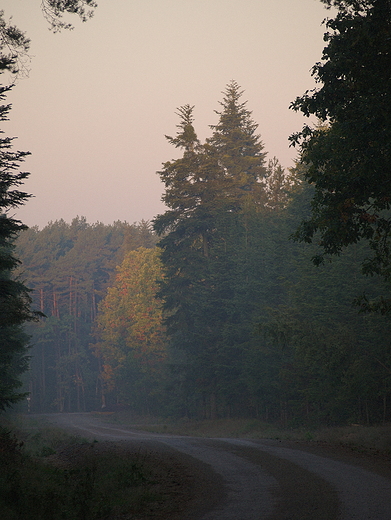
[40,0,97,32]
[16,218,157,412]
[94,247,167,413]
[290,0,391,295]
[0,12,30,76]
[0,1,96,78]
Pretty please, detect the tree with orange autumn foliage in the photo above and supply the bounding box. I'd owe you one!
[93,247,167,413]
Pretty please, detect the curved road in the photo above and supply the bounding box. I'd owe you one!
[40,413,391,520]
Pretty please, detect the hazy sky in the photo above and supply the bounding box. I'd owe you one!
[3,0,332,229]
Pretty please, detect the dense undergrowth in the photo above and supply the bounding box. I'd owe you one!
[0,416,160,520]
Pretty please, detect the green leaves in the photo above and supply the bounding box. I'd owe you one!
[290,1,391,288]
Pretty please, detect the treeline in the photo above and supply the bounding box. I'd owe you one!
[17,205,391,424]
[147,81,391,425]
[17,84,391,426]
[16,218,157,412]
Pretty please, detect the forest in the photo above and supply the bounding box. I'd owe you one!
[15,218,157,413]
[2,0,391,428]
[14,81,391,426]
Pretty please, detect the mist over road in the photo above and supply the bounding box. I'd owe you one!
[39,413,391,520]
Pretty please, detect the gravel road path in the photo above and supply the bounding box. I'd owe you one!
[38,413,391,519]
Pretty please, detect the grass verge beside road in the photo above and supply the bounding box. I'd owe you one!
[101,412,391,456]
[0,414,190,520]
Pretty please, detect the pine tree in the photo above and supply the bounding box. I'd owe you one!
[0,85,39,410]
[264,157,300,211]
[154,83,269,418]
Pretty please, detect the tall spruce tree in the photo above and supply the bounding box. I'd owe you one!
[0,84,38,409]
[207,80,267,207]
[0,16,39,411]
[154,83,268,418]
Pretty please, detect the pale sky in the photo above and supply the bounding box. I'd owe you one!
[3,0,332,229]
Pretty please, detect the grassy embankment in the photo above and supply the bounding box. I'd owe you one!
[104,411,391,456]
[0,414,168,520]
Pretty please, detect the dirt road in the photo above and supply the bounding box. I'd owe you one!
[40,413,391,519]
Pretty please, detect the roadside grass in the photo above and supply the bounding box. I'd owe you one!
[3,414,90,456]
[313,424,391,454]
[0,415,163,520]
[101,411,391,456]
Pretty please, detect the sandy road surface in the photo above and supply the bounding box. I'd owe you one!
[37,413,391,520]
